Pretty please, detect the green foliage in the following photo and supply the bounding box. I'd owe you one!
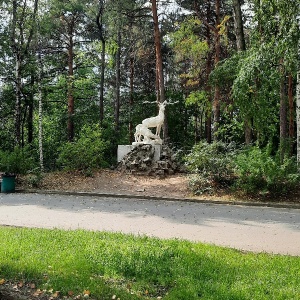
[185,141,237,193]
[186,142,300,196]
[166,91,195,148]
[170,16,209,86]
[234,145,300,195]
[216,112,244,144]
[210,53,243,87]
[185,91,207,107]
[0,146,36,175]
[57,124,109,173]
[232,47,280,144]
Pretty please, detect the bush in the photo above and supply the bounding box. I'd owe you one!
[0,146,36,175]
[185,141,237,194]
[234,145,300,195]
[57,124,109,173]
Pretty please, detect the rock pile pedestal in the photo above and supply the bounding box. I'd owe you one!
[117,144,183,177]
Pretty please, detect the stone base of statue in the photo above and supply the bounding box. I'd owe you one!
[117,144,161,162]
[117,144,183,176]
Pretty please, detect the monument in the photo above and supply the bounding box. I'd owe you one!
[117,100,182,176]
[117,101,167,162]
[133,101,166,145]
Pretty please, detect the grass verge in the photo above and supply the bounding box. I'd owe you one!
[0,226,299,299]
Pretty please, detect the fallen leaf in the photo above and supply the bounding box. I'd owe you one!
[68,290,74,296]
[127,283,132,290]
[33,289,43,297]
[18,281,24,288]
[52,291,60,298]
[83,290,91,296]
[30,283,36,289]
[0,279,5,285]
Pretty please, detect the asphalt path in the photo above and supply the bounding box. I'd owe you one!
[0,192,299,256]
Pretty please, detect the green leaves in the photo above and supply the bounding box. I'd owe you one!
[57,124,109,173]
[234,145,300,195]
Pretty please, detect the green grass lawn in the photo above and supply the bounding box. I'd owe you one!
[0,226,299,300]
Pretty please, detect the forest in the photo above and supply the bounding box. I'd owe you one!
[0,0,300,196]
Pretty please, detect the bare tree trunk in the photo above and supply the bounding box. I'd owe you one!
[297,67,300,168]
[279,59,288,161]
[279,61,287,139]
[37,49,44,172]
[27,74,34,144]
[11,0,39,146]
[297,22,300,168]
[205,1,212,143]
[232,0,246,51]
[151,0,168,140]
[114,30,121,132]
[288,74,294,154]
[96,0,105,125]
[15,54,22,146]
[232,0,252,144]
[213,0,221,141]
[67,30,75,142]
[297,71,300,168]
[129,55,134,144]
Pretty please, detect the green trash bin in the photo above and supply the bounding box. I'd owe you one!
[1,174,16,193]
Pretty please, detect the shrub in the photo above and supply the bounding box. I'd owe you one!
[185,141,237,194]
[0,146,36,175]
[234,145,300,195]
[57,124,109,173]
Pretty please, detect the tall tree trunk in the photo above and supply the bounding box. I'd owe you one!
[288,74,294,154]
[279,59,287,160]
[114,30,121,132]
[232,0,252,144]
[15,53,22,146]
[37,49,44,172]
[129,55,134,144]
[96,0,105,125]
[232,0,246,51]
[296,68,300,168]
[11,0,21,146]
[11,0,39,146]
[213,0,221,140]
[151,0,168,140]
[205,3,212,143]
[100,40,105,125]
[67,31,75,142]
[27,74,34,144]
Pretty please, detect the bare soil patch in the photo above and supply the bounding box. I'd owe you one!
[20,170,191,199]
[18,169,300,206]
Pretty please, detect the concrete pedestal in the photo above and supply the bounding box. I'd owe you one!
[117,144,162,162]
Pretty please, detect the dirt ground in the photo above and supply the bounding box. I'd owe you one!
[19,169,300,205]
[20,169,192,199]
[19,169,245,202]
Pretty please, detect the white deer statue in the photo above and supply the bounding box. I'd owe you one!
[142,100,167,136]
[133,100,167,145]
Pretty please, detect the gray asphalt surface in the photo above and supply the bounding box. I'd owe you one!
[0,192,299,256]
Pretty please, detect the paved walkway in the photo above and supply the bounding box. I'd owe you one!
[0,192,299,256]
